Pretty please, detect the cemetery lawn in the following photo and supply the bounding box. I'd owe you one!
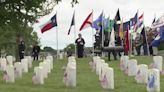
[0,56,164,92]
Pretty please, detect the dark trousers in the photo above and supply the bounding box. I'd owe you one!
[108,51,117,61]
[19,52,24,61]
[77,48,84,58]
[149,46,153,55]
[33,53,39,61]
[143,44,148,55]
[136,46,141,56]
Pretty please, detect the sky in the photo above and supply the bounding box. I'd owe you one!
[33,0,164,50]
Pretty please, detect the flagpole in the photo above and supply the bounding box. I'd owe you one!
[145,27,150,56]
[74,10,77,57]
[92,9,94,56]
[101,11,104,57]
[143,13,150,56]
[56,11,59,59]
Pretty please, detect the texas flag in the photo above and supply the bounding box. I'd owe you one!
[40,14,57,33]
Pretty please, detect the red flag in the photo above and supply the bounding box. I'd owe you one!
[79,12,93,31]
[124,26,130,54]
[41,14,57,33]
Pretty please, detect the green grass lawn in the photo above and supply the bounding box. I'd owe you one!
[0,56,164,92]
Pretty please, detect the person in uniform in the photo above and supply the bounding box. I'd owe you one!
[75,33,85,58]
[32,44,40,61]
[18,36,25,61]
[134,33,143,56]
[115,32,122,57]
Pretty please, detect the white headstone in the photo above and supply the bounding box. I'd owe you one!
[135,64,148,84]
[98,60,105,77]
[39,62,48,78]
[153,56,163,72]
[102,67,114,89]
[46,56,53,69]
[44,59,51,73]
[120,56,129,71]
[147,69,160,92]
[128,59,138,76]
[21,59,28,73]
[96,59,102,75]
[33,66,44,85]
[65,62,76,87]
[6,55,13,65]
[59,52,64,60]
[25,56,33,68]
[99,63,108,81]
[6,65,15,83]
[0,58,7,71]
[14,62,22,78]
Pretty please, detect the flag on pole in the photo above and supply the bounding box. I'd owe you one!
[104,17,110,32]
[141,27,146,43]
[80,12,93,31]
[109,28,115,47]
[152,17,156,24]
[138,13,144,28]
[114,9,121,21]
[119,19,124,39]
[41,14,57,33]
[114,9,121,31]
[92,12,103,30]
[124,26,130,54]
[151,26,164,47]
[132,12,138,31]
[151,14,164,28]
[109,20,115,32]
[68,12,75,35]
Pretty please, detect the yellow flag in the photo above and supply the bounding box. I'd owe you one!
[119,20,124,39]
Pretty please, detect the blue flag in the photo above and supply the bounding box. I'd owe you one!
[92,12,103,30]
[151,26,164,47]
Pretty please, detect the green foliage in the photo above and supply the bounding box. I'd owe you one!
[0,0,79,56]
[64,43,75,52]
[42,46,57,54]
[0,0,79,27]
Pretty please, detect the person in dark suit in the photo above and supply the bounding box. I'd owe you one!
[18,36,25,61]
[32,44,40,61]
[75,33,85,58]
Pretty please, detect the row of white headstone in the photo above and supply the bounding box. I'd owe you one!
[120,55,163,92]
[32,55,53,85]
[0,56,33,83]
[90,56,114,90]
[63,56,76,87]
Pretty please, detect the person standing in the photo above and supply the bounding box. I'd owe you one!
[75,33,85,58]
[134,33,143,56]
[32,44,40,61]
[115,32,122,57]
[18,36,25,61]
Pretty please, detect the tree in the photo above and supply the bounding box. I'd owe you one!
[42,46,57,54]
[0,0,79,27]
[64,43,75,53]
[0,0,79,58]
